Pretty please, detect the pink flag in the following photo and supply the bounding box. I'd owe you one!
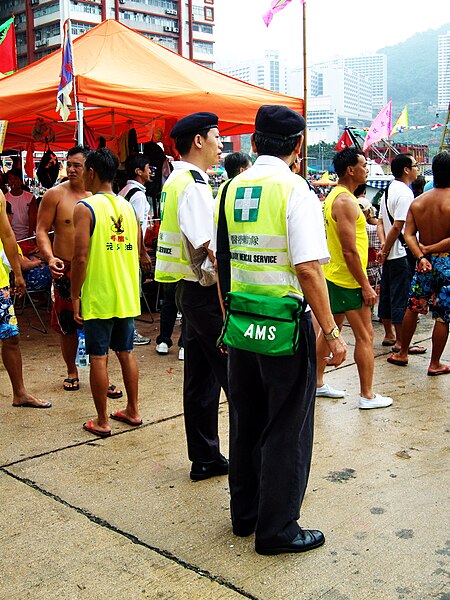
[362,100,392,151]
[263,0,301,27]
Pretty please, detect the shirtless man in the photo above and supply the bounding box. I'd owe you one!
[388,151,450,375]
[36,146,122,397]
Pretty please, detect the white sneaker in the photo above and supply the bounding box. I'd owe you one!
[358,393,393,409]
[316,383,345,398]
[178,347,184,361]
[156,342,169,355]
[133,330,151,345]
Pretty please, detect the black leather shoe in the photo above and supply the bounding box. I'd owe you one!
[255,528,325,555]
[190,455,229,481]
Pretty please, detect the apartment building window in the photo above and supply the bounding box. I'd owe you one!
[71,22,95,35]
[70,2,101,15]
[34,2,59,18]
[193,40,213,54]
[204,7,214,20]
[192,23,213,34]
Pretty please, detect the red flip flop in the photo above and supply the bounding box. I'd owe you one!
[387,354,408,367]
[83,420,111,438]
[109,410,143,427]
[427,366,450,376]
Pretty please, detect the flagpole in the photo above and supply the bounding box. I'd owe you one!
[301,1,308,178]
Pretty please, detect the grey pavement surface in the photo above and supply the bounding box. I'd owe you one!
[0,307,449,600]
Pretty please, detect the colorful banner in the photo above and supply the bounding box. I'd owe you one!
[56,20,74,122]
[263,0,303,27]
[334,129,353,151]
[0,16,18,75]
[363,100,392,151]
[0,120,8,152]
[390,106,409,136]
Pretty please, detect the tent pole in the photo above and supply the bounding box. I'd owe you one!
[77,101,84,146]
[301,1,308,178]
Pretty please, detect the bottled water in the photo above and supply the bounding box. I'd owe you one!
[76,330,89,368]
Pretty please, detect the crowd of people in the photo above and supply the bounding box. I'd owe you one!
[0,105,449,556]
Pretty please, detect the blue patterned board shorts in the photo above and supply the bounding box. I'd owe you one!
[408,253,450,323]
[0,285,19,339]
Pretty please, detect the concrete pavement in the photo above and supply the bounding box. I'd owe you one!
[0,309,448,600]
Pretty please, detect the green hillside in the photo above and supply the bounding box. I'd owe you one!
[379,23,450,150]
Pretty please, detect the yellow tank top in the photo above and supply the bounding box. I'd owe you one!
[81,193,140,319]
[322,185,368,289]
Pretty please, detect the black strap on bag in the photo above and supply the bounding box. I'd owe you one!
[124,187,141,202]
[216,180,233,298]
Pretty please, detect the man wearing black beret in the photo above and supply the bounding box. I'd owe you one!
[213,105,347,554]
[155,112,229,481]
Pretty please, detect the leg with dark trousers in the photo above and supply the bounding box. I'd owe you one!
[229,315,317,547]
[176,280,228,466]
[156,282,179,348]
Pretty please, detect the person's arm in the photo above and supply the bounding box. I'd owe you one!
[0,192,25,297]
[296,260,347,367]
[404,208,431,273]
[36,188,64,277]
[419,238,450,254]
[70,202,92,323]
[377,218,405,265]
[137,213,152,274]
[333,195,377,306]
[28,195,38,236]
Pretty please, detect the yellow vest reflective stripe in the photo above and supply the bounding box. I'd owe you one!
[155,171,197,283]
[322,185,368,289]
[223,172,302,298]
[81,193,140,319]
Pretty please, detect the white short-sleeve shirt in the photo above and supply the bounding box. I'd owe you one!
[379,179,414,260]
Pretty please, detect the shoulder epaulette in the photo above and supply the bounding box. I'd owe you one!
[189,169,207,185]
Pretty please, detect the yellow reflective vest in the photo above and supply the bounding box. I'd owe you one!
[155,170,199,283]
[80,193,140,320]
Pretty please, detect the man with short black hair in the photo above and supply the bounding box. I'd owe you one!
[223,152,252,179]
[215,105,347,555]
[377,152,422,353]
[318,147,393,409]
[155,112,229,481]
[71,148,143,437]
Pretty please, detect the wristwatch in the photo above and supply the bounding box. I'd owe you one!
[324,326,340,341]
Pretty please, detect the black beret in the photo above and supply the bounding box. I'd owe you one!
[170,112,219,139]
[255,105,306,140]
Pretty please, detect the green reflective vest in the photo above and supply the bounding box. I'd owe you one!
[223,171,302,299]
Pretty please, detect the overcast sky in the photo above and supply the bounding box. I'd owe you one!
[214,0,446,68]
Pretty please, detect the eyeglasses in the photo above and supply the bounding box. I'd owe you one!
[410,164,419,169]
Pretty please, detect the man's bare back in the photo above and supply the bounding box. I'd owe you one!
[409,187,450,246]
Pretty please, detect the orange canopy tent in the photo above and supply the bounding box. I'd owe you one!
[0,19,303,150]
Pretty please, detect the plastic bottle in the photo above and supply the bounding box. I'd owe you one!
[76,330,89,368]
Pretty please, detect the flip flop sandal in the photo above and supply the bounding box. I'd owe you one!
[408,345,427,355]
[83,420,111,438]
[387,355,408,367]
[427,366,450,376]
[107,385,123,399]
[110,410,143,426]
[63,377,80,391]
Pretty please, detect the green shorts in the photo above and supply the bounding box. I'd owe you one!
[326,280,363,314]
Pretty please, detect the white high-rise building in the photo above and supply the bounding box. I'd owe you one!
[438,31,450,111]
[288,63,372,145]
[342,54,387,113]
[218,51,287,94]
[1,0,215,69]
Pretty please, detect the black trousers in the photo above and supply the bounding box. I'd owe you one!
[156,282,183,348]
[175,280,228,463]
[228,313,317,547]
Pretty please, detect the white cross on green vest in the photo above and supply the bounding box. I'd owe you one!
[234,186,261,222]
